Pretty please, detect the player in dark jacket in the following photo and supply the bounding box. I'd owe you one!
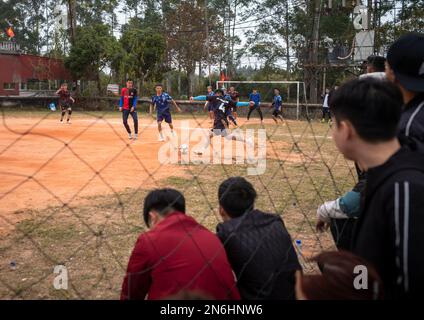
[194,89,253,155]
[216,177,301,300]
[330,78,424,299]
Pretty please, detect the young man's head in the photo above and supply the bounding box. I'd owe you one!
[143,188,186,228]
[155,84,163,95]
[207,86,213,93]
[329,78,403,162]
[218,177,257,221]
[325,88,330,94]
[252,88,257,94]
[366,55,386,73]
[229,86,235,93]
[215,88,224,97]
[126,79,133,89]
[295,251,383,300]
[61,83,68,90]
[385,32,424,103]
[274,88,280,95]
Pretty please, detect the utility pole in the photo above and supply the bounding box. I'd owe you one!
[205,0,211,86]
[67,0,76,45]
[309,0,321,104]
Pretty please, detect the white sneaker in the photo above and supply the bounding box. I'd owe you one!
[158,136,165,142]
[67,120,72,124]
[171,131,176,137]
[128,134,133,140]
[134,134,138,140]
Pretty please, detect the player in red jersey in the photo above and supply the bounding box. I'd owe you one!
[56,83,75,124]
[119,79,139,140]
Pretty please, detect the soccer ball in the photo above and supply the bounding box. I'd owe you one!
[180,144,189,155]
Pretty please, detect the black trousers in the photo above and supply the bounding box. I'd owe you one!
[122,109,139,134]
[247,106,263,121]
[330,218,357,251]
[322,107,331,120]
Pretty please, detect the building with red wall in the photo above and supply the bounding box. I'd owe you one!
[0,42,72,96]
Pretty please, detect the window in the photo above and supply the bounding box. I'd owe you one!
[3,83,16,90]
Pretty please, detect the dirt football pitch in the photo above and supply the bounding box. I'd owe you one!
[0,110,356,299]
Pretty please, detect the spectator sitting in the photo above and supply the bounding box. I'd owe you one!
[359,55,386,80]
[385,32,424,152]
[295,251,383,300]
[120,188,240,300]
[330,78,424,299]
[216,177,301,300]
[316,163,366,251]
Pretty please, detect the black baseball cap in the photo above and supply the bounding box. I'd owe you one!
[387,33,424,93]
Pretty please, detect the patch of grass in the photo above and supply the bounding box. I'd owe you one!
[0,117,354,299]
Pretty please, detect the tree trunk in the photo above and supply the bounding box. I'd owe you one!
[309,0,321,104]
[178,64,181,97]
[67,0,77,45]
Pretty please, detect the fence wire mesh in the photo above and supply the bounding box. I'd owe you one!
[0,87,357,299]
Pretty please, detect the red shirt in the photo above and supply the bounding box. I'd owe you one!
[120,211,240,300]
[120,87,137,110]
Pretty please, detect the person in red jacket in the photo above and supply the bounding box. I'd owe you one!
[120,188,240,300]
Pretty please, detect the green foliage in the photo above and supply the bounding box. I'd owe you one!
[119,17,167,84]
[65,23,122,81]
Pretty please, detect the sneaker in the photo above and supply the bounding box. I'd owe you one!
[321,118,325,123]
[171,131,176,137]
[67,120,72,124]
[134,134,138,140]
[128,134,133,140]
[158,136,165,142]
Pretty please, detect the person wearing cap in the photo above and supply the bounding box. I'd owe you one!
[386,32,424,152]
[359,55,387,81]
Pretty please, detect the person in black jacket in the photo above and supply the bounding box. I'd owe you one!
[385,32,424,152]
[216,177,301,300]
[330,78,424,299]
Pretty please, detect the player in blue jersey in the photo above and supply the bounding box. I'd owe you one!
[271,88,284,124]
[247,88,263,124]
[204,86,215,122]
[150,84,182,141]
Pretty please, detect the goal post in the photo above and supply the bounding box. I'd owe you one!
[216,80,307,120]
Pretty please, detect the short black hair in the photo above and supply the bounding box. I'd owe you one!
[218,177,257,218]
[143,188,186,227]
[366,55,386,72]
[155,83,163,88]
[329,78,403,142]
[215,88,224,96]
[126,79,133,82]
[274,88,280,92]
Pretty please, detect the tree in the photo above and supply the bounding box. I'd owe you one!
[65,23,122,92]
[166,0,225,96]
[119,17,167,86]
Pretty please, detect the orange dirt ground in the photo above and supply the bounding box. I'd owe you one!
[0,114,273,235]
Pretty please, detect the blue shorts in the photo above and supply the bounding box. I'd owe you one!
[207,103,213,112]
[157,111,172,123]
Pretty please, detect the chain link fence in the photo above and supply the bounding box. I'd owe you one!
[0,87,356,299]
